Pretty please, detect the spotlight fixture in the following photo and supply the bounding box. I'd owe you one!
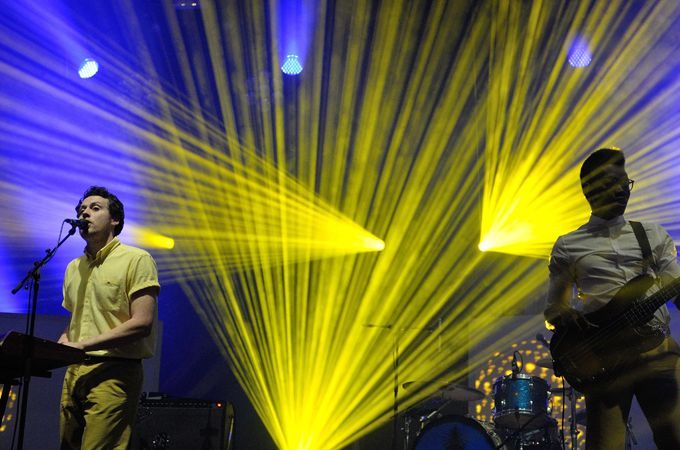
[78,58,99,79]
[174,0,200,10]
[567,37,592,68]
[281,54,303,75]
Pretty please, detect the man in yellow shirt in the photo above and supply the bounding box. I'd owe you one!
[58,186,160,449]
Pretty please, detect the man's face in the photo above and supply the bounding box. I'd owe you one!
[77,195,119,239]
[583,163,631,218]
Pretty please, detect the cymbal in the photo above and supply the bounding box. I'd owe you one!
[402,381,485,402]
[401,381,422,390]
[536,357,554,369]
[438,384,485,402]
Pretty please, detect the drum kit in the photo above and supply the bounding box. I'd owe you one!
[404,356,584,450]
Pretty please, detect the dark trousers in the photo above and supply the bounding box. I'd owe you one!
[585,337,680,450]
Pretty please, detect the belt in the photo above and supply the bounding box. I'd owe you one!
[82,355,142,364]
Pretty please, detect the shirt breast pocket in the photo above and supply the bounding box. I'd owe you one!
[96,278,127,312]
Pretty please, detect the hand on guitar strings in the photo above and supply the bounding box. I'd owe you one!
[550,309,597,331]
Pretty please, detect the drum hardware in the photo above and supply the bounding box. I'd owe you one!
[495,417,562,450]
[420,398,454,426]
[410,335,591,450]
[548,387,583,398]
[550,384,581,449]
[401,401,451,450]
[361,322,400,450]
[489,337,580,450]
[512,350,521,375]
[539,333,586,450]
[402,413,416,450]
[535,357,554,369]
[494,412,557,450]
[362,321,439,450]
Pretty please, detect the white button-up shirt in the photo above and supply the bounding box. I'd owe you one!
[546,215,680,325]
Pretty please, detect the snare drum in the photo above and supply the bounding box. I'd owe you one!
[493,374,550,429]
[414,415,508,450]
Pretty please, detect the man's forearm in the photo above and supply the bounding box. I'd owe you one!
[65,292,156,352]
[67,317,152,352]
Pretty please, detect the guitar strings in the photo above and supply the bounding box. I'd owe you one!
[556,278,680,370]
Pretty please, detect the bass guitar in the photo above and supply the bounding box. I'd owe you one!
[549,273,680,392]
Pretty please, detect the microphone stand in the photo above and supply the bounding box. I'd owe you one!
[10,222,79,450]
[567,385,578,450]
[393,332,399,450]
[363,322,436,450]
[362,323,399,450]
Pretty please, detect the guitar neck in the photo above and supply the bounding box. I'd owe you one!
[629,276,680,323]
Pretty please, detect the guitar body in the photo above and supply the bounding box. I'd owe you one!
[549,274,667,392]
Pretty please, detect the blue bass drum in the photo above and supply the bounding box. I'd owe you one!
[414,415,507,450]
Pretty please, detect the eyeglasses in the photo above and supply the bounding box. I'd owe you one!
[625,179,635,191]
[585,178,635,192]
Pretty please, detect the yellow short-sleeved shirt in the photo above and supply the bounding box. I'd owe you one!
[62,238,160,359]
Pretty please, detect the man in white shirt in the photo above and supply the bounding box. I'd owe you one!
[545,148,680,450]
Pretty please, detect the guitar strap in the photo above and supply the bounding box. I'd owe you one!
[630,221,655,274]
[630,220,670,336]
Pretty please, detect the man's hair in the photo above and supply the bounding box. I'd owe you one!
[75,186,125,236]
[580,148,625,188]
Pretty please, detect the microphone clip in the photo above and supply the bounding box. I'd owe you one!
[511,350,522,376]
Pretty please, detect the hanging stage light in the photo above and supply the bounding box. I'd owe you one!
[567,36,592,68]
[281,54,303,75]
[78,58,99,79]
[174,0,200,10]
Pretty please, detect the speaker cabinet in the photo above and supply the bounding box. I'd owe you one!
[130,396,233,450]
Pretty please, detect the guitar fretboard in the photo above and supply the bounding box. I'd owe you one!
[622,277,680,325]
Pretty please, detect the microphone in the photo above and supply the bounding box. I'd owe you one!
[64,218,89,228]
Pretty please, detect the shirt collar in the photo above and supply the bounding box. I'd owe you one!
[585,214,627,229]
[85,238,121,264]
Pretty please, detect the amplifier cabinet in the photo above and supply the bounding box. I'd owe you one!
[130,397,233,450]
